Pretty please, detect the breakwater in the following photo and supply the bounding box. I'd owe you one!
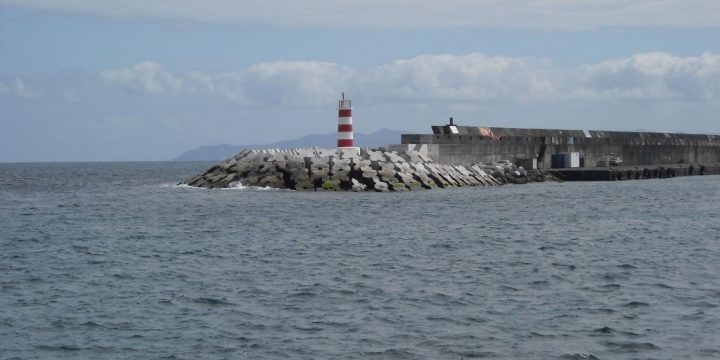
[183,148,555,191]
[402,125,720,167]
[549,163,720,181]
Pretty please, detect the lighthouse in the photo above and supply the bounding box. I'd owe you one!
[337,93,360,156]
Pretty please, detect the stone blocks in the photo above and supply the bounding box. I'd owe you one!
[182,146,548,191]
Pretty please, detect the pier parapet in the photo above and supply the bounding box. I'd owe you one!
[400,125,720,168]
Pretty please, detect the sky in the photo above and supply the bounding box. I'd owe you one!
[1,1,719,162]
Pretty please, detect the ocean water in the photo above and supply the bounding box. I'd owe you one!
[1,162,719,360]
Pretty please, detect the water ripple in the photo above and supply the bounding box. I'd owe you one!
[1,163,719,359]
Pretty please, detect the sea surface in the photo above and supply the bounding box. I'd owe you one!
[1,162,719,359]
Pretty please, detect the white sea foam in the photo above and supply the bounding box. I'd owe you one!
[160,183,197,189]
[226,181,247,189]
[224,182,286,191]
[163,182,287,191]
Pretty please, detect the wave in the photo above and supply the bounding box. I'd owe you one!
[623,301,651,308]
[161,182,285,191]
[160,183,198,189]
[604,341,661,352]
[222,182,281,191]
[192,297,235,306]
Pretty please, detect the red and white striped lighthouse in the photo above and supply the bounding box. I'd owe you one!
[337,93,354,148]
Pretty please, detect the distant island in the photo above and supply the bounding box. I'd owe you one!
[174,128,407,161]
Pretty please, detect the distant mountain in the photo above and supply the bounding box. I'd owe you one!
[174,128,408,161]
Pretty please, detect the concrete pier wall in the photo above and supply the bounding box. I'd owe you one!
[549,163,720,181]
[400,126,720,168]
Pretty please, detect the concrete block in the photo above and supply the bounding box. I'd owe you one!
[273,160,287,171]
[235,161,257,175]
[310,167,329,178]
[412,173,436,189]
[317,148,335,158]
[244,175,260,186]
[360,163,375,172]
[261,176,285,188]
[351,178,367,192]
[396,172,420,190]
[470,165,487,177]
[268,152,285,162]
[211,172,228,183]
[220,158,238,170]
[337,147,361,159]
[371,177,390,192]
[331,172,350,181]
[222,174,236,183]
[186,174,203,185]
[453,166,478,186]
[394,162,413,173]
[407,151,424,163]
[333,158,351,171]
[386,151,406,163]
[362,170,378,178]
[390,182,408,191]
[486,174,501,186]
[418,153,435,163]
[234,149,253,160]
[244,152,263,164]
[409,162,429,174]
[320,179,340,190]
[331,158,351,180]
[228,164,242,173]
[356,159,372,168]
[366,149,388,162]
[427,173,448,187]
[258,165,274,174]
[378,165,397,179]
[294,180,315,191]
[438,172,459,187]
[445,173,465,186]
[310,156,330,168]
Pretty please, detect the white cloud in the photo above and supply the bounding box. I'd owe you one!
[99,52,720,106]
[214,61,350,106]
[100,62,182,95]
[0,78,41,97]
[362,54,554,101]
[99,55,553,104]
[100,61,348,105]
[14,78,40,97]
[578,52,720,100]
[63,89,79,102]
[0,80,10,95]
[2,0,719,30]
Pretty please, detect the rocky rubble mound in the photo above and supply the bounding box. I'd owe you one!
[182,148,555,191]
